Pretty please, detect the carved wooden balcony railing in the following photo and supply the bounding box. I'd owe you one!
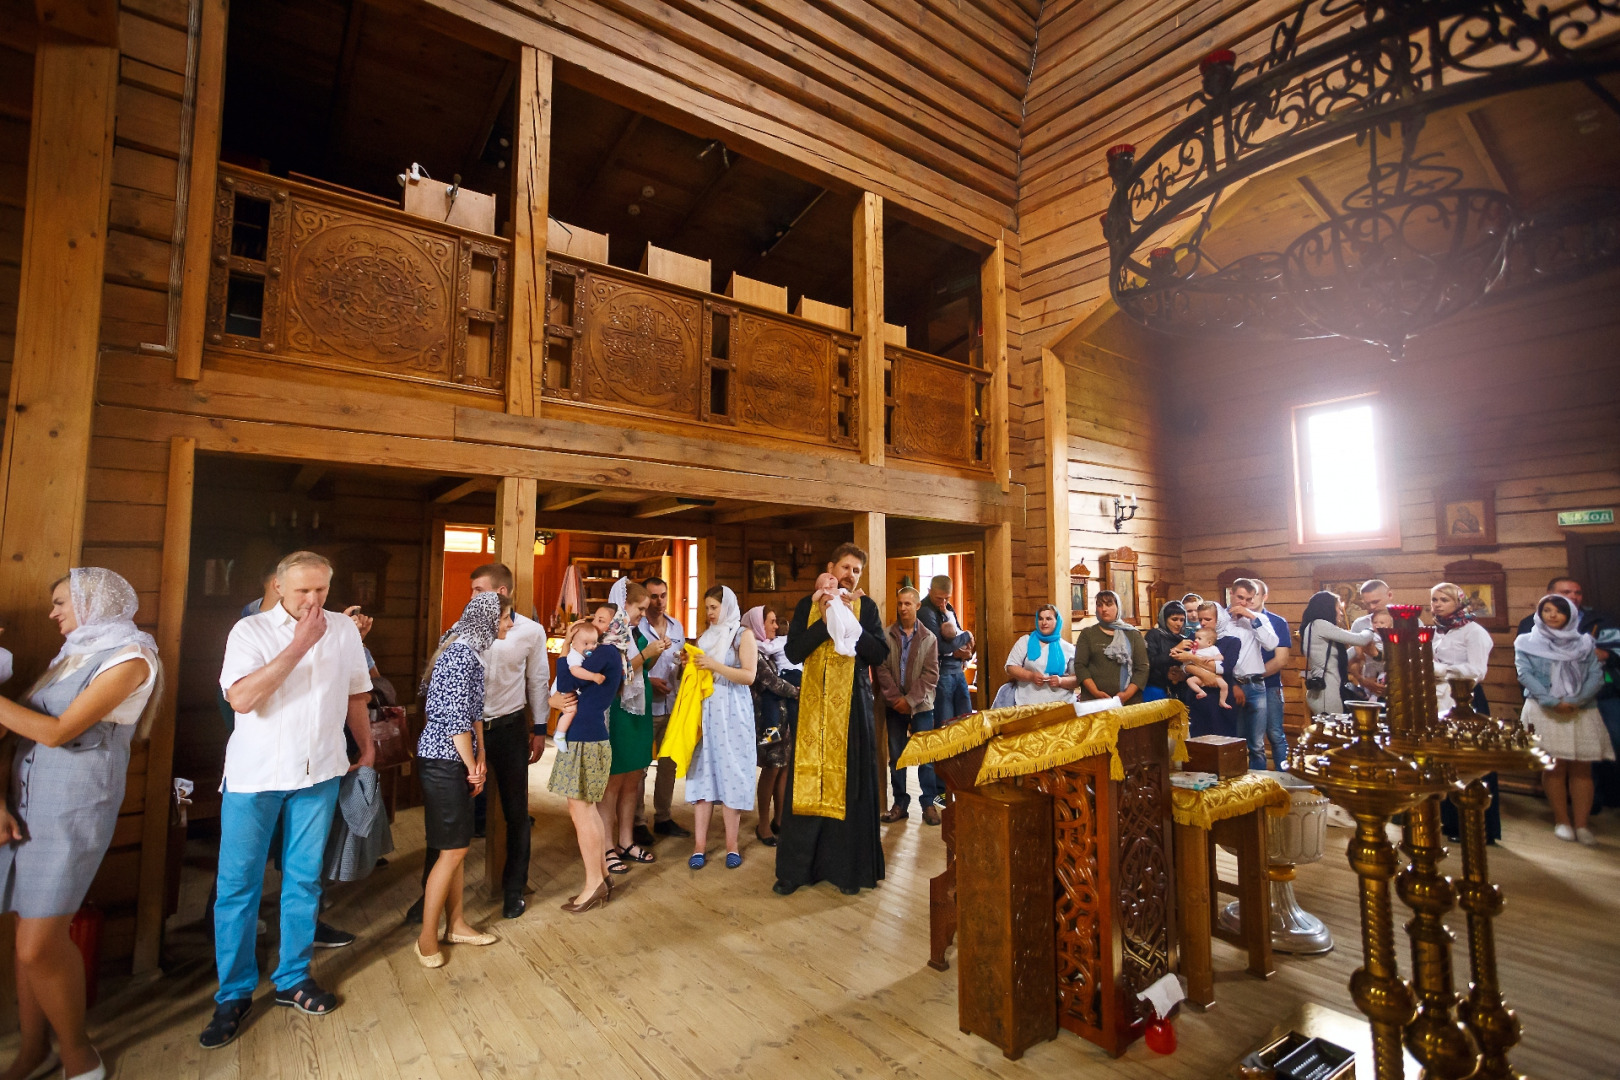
[884,344,991,472]
[543,253,859,451]
[204,164,510,394]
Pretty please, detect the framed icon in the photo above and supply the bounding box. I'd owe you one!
[750,559,777,593]
[1435,486,1497,552]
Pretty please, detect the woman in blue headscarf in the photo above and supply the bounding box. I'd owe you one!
[1003,604,1078,706]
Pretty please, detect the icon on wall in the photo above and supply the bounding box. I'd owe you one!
[750,559,777,593]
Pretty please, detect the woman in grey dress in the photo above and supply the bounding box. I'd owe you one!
[685,586,758,870]
[0,568,160,1080]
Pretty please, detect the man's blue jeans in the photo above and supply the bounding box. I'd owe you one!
[887,707,941,812]
[1264,685,1289,770]
[214,776,341,1003]
[936,667,972,722]
[1234,681,1271,770]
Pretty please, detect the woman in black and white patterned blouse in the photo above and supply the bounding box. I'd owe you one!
[413,591,507,968]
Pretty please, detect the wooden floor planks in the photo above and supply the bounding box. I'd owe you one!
[10,757,1616,1080]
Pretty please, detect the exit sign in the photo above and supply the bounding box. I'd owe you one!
[1559,508,1615,526]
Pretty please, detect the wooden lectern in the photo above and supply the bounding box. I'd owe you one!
[923,705,1179,1058]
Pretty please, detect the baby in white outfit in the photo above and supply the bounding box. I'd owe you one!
[1184,627,1231,708]
[814,572,864,657]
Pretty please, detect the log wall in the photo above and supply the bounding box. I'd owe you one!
[1169,269,1620,724]
[0,5,31,441]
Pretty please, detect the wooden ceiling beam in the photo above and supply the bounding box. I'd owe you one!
[461,59,517,179]
[434,476,497,504]
[714,503,796,525]
[540,486,607,512]
[664,151,735,246]
[1456,110,1514,197]
[291,465,326,493]
[581,113,642,217]
[631,496,712,518]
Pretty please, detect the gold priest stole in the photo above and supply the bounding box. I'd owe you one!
[792,598,857,818]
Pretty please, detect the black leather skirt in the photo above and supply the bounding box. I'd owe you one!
[417,758,474,850]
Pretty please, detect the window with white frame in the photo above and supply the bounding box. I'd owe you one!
[1289,393,1401,552]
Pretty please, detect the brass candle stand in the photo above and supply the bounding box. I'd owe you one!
[1290,603,1548,1080]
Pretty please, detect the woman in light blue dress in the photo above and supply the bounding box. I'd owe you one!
[685,585,758,870]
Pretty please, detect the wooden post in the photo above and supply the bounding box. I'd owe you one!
[855,511,886,623]
[506,48,551,415]
[1041,348,1069,615]
[853,192,885,467]
[174,0,228,381]
[696,535,716,594]
[984,521,1014,705]
[982,238,1009,492]
[133,437,195,973]
[487,476,536,895]
[0,33,118,671]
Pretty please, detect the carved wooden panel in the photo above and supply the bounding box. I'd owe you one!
[579,271,703,416]
[1026,763,1106,1034]
[1116,753,1173,1020]
[732,311,830,435]
[204,165,508,394]
[887,345,991,471]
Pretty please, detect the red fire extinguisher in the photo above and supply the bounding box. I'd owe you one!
[68,904,104,1007]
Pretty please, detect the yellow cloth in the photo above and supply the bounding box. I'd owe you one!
[976,698,1189,783]
[1170,772,1293,830]
[894,701,1080,769]
[661,643,712,778]
[792,598,856,819]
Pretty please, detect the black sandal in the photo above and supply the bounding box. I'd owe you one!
[274,980,338,1016]
[199,997,253,1049]
[605,848,630,874]
[622,844,657,864]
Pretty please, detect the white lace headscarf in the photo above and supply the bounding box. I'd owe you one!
[55,567,158,665]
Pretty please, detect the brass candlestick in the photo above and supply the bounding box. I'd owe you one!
[1291,699,1447,1080]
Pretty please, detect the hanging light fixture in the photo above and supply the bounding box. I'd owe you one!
[1103,0,1620,359]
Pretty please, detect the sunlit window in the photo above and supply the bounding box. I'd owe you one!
[686,542,700,633]
[1289,394,1401,552]
[444,526,486,553]
[918,553,951,584]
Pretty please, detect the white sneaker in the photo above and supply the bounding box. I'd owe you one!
[1554,824,1576,842]
[1575,827,1597,846]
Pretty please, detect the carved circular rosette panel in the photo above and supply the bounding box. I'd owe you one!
[734,318,828,432]
[583,277,701,415]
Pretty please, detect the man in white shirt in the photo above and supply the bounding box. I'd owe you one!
[637,576,690,840]
[1349,578,1393,633]
[202,552,372,1049]
[408,563,550,922]
[1226,578,1280,770]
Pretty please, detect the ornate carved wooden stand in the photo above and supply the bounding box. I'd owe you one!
[929,720,1176,1058]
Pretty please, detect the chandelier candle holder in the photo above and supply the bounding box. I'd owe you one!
[1102,0,1620,358]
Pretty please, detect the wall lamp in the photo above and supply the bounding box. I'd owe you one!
[1113,492,1139,533]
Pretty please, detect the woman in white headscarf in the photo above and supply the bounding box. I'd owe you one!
[1517,593,1611,845]
[0,569,161,1080]
[413,591,505,968]
[684,585,757,870]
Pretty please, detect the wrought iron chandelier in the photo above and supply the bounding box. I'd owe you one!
[1103,0,1620,358]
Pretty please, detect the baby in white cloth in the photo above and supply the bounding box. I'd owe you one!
[1183,627,1231,708]
[814,572,864,657]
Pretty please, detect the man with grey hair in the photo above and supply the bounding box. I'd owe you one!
[918,574,973,723]
[201,551,373,1048]
[875,586,943,825]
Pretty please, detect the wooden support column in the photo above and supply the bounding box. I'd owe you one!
[981,238,1009,493]
[984,521,1014,705]
[853,192,884,467]
[133,437,195,973]
[1040,348,1070,614]
[488,477,536,896]
[855,511,886,623]
[175,0,228,381]
[506,48,551,415]
[696,535,716,594]
[0,33,118,670]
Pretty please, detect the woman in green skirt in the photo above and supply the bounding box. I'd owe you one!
[600,579,668,871]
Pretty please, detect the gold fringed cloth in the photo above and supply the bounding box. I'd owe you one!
[977,698,1189,783]
[894,701,1079,769]
[792,599,855,819]
[1170,772,1293,830]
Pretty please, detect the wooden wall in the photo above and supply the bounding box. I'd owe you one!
[1169,269,1620,723]
[0,2,30,433]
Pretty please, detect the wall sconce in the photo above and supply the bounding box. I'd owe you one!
[1112,492,1138,533]
[788,540,815,578]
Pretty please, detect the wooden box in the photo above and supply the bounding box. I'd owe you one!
[1187,734,1248,779]
[956,782,1057,1060]
[547,217,609,264]
[794,296,850,330]
[724,272,788,313]
[402,175,495,235]
[640,243,711,293]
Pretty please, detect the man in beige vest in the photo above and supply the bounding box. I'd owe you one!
[875,586,942,826]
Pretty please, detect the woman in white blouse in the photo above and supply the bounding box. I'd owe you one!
[1003,605,1079,707]
[0,569,160,1080]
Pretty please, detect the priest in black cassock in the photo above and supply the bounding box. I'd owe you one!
[773,542,889,895]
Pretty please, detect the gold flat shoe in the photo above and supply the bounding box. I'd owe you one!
[445,930,498,946]
[414,941,446,968]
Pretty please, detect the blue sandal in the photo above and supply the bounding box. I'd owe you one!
[688,853,706,869]
[725,852,742,870]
